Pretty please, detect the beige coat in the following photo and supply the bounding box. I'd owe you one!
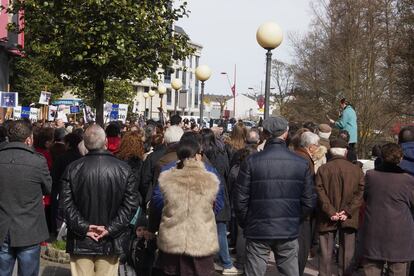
[157,159,219,257]
[312,145,327,173]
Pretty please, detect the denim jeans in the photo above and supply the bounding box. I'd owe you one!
[0,235,40,276]
[217,222,233,269]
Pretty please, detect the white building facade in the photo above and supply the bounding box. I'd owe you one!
[132,27,203,120]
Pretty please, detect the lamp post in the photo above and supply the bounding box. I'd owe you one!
[157,84,167,124]
[148,89,156,119]
[171,79,182,114]
[221,71,236,119]
[256,22,283,119]
[143,92,149,120]
[195,65,212,128]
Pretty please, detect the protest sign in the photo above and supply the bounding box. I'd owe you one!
[0,92,18,108]
[83,106,95,123]
[39,91,52,105]
[70,106,80,114]
[104,103,128,123]
[29,108,39,122]
[48,106,57,121]
[13,106,22,120]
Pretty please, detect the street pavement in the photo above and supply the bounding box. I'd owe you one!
[18,254,323,276]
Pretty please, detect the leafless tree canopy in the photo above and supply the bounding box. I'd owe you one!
[284,0,413,156]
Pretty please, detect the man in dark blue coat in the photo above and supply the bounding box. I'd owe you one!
[235,116,316,276]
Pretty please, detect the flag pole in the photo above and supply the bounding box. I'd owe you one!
[233,64,236,119]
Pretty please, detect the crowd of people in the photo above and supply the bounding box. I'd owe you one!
[0,98,413,276]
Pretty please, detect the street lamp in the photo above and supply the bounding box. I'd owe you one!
[195,65,212,128]
[157,84,167,124]
[148,89,156,119]
[221,71,236,119]
[143,92,149,120]
[256,21,283,119]
[171,79,182,114]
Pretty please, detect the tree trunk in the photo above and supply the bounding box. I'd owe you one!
[94,78,105,126]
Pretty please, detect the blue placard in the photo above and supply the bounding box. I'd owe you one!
[21,107,30,118]
[70,106,80,114]
[109,104,119,121]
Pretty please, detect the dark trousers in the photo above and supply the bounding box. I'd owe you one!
[234,225,246,269]
[319,229,356,276]
[363,259,407,276]
[245,238,299,276]
[298,219,312,275]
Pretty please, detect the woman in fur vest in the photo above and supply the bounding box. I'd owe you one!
[156,139,220,276]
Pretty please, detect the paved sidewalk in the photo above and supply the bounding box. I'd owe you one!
[29,254,321,276]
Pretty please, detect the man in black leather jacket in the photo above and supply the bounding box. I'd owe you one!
[62,124,140,275]
[235,116,316,276]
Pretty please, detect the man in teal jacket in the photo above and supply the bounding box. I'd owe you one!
[328,98,358,145]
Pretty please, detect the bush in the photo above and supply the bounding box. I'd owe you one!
[52,240,66,251]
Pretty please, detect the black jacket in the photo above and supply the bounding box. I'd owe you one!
[141,144,167,204]
[205,147,231,222]
[61,150,140,255]
[235,138,316,239]
[0,142,52,247]
[51,149,82,196]
[126,157,144,202]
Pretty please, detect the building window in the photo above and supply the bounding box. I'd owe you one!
[182,70,187,87]
[194,56,200,107]
[167,88,172,105]
[144,87,149,93]
[189,56,193,69]
[195,56,199,68]
[164,71,171,84]
[195,80,199,107]
[175,69,180,79]
[188,87,192,108]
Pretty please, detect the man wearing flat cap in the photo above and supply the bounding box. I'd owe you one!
[315,138,364,276]
[234,116,316,276]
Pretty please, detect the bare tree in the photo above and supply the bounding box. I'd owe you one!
[270,59,295,117]
[289,0,412,157]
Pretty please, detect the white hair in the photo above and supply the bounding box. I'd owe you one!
[300,132,320,148]
[84,124,106,150]
[164,125,184,144]
[330,147,347,156]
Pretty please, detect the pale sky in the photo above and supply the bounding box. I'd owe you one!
[177,0,313,96]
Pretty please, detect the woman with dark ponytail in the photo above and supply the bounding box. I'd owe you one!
[155,139,221,276]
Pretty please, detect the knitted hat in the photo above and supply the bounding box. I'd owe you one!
[318,124,332,133]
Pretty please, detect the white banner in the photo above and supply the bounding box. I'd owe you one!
[13,106,22,120]
[29,108,39,122]
[104,103,128,124]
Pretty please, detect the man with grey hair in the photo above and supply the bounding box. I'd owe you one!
[62,124,140,276]
[294,131,320,275]
[235,116,316,276]
[315,138,364,276]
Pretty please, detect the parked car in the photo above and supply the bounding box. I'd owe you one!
[242,120,256,128]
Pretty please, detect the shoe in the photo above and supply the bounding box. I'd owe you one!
[214,263,224,271]
[222,266,243,275]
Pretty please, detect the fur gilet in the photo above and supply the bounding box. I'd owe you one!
[157,159,219,257]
